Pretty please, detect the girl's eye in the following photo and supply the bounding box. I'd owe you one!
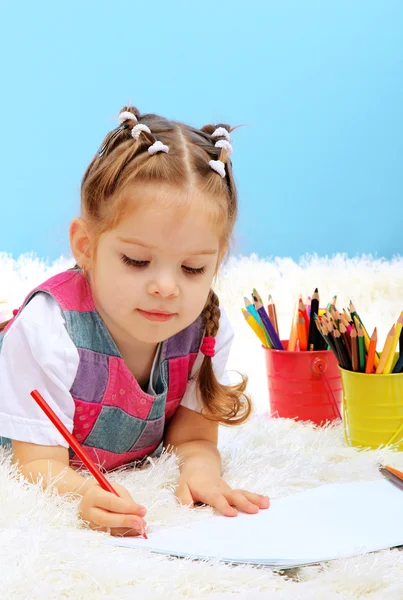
[182,266,206,275]
[121,255,149,268]
[121,255,205,275]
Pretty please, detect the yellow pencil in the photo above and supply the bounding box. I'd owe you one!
[376,325,395,374]
[241,309,269,347]
[383,312,403,374]
[354,316,380,368]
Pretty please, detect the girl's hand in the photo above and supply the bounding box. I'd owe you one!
[79,481,147,537]
[175,471,270,516]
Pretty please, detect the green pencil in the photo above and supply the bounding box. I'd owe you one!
[356,322,366,372]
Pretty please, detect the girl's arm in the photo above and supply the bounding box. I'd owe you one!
[12,440,147,536]
[164,406,269,516]
[12,440,94,495]
[164,405,221,475]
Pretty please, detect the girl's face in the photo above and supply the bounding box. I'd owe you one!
[86,183,225,349]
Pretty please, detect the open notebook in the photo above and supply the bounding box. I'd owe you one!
[108,479,403,568]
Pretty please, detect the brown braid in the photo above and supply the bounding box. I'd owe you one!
[0,318,10,333]
[197,290,252,425]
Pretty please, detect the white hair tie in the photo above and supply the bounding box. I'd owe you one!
[214,139,233,155]
[211,127,230,141]
[118,111,137,125]
[148,140,169,155]
[209,160,226,178]
[131,124,151,140]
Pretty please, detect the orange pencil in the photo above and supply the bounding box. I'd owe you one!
[298,298,309,335]
[288,302,298,351]
[385,465,403,480]
[365,328,377,374]
[297,316,308,351]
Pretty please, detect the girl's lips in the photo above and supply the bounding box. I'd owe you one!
[137,309,176,322]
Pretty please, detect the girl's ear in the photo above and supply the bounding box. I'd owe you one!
[69,218,93,270]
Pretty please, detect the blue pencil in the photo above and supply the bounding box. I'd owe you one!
[252,289,284,350]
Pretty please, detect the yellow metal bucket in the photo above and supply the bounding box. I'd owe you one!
[341,362,403,450]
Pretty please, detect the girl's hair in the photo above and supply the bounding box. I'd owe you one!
[0,106,251,425]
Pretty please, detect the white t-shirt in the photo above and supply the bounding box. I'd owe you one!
[0,293,234,448]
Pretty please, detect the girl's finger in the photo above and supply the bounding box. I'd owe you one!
[235,490,270,509]
[175,482,194,508]
[89,507,146,533]
[224,490,260,514]
[95,490,146,516]
[202,490,238,517]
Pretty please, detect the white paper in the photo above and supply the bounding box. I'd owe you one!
[108,480,403,567]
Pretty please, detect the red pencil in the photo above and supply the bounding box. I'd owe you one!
[30,389,147,539]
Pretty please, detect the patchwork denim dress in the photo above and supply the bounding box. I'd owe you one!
[0,270,205,471]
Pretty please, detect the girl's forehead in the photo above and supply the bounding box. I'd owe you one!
[115,208,220,253]
[115,182,227,242]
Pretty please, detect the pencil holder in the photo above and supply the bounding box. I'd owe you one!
[341,362,403,450]
[263,341,342,425]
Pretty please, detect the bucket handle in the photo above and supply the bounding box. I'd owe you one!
[386,421,403,447]
[314,359,342,421]
[342,397,351,446]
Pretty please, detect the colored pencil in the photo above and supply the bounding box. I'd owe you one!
[329,307,340,329]
[333,329,351,370]
[30,389,148,539]
[244,298,272,348]
[350,302,380,365]
[385,465,403,480]
[365,328,377,374]
[252,289,284,350]
[307,288,320,351]
[339,321,352,359]
[376,325,395,374]
[288,301,299,351]
[267,295,279,337]
[297,316,308,351]
[356,322,366,372]
[315,316,336,354]
[383,313,403,374]
[298,298,309,335]
[339,312,350,328]
[241,309,269,347]
[379,467,403,491]
[350,328,359,372]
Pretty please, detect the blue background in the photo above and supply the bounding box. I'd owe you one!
[1,1,402,261]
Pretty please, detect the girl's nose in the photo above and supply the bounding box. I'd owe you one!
[147,276,179,298]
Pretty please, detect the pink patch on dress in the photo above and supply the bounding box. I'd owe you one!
[103,356,154,419]
[72,398,102,443]
[166,353,197,401]
[37,271,96,312]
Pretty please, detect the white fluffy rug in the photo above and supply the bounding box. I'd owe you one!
[2,252,403,599]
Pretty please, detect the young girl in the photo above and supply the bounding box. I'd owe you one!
[0,106,269,537]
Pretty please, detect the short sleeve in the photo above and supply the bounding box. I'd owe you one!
[0,293,79,447]
[180,306,234,412]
